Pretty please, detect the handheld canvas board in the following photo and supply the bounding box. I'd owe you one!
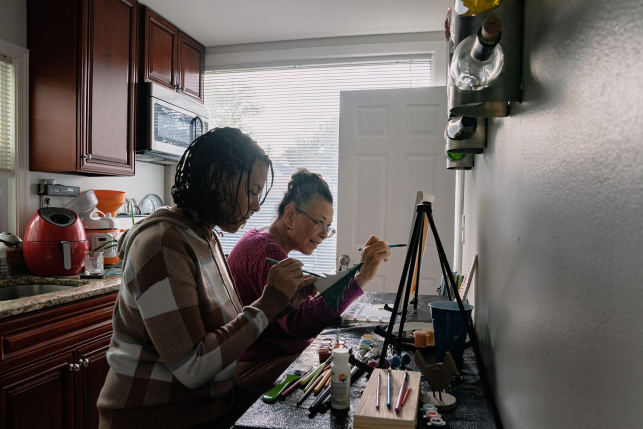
[314,263,363,311]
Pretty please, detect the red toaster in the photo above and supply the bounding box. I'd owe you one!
[23,208,89,276]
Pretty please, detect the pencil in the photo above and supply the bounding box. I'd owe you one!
[314,370,332,394]
[395,370,408,413]
[358,244,407,251]
[401,387,411,407]
[386,369,392,409]
[376,370,381,409]
[266,258,324,278]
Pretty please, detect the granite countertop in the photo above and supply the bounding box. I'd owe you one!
[0,274,121,320]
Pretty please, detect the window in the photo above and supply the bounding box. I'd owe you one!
[0,54,13,177]
[205,59,432,272]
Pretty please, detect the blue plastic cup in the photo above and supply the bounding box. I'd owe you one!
[429,301,474,362]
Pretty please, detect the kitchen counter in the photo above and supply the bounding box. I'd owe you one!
[0,275,121,320]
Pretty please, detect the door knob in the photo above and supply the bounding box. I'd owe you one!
[80,358,89,367]
[180,86,185,91]
[81,154,92,160]
[338,255,350,271]
[69,363,80,371]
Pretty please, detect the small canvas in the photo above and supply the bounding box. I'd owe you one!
[458,253,477,302]
[314,263,363,311]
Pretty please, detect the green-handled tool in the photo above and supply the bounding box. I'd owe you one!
[261,364,312,403]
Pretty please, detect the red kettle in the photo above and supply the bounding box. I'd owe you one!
[23,208,89,276]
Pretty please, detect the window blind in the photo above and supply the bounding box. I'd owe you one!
[204,59,432,272]
[0,54,13,177]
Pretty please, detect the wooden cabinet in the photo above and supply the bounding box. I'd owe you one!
[28,0,137,175]
[143,7,205,103]
[1,352,75,429]
[74,336,111,429]
[178,33,205,102]
[0,292,117,429]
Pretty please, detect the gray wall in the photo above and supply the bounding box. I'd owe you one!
[462,0,643,427]
[0,0,26,47]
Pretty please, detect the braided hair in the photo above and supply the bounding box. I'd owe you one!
[277,168,332,217]
[172,127,273,228]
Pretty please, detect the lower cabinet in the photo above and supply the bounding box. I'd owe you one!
[0,292,117,429]
[75,337,111,429]
[1,352,76,429]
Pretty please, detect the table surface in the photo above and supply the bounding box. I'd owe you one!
[234,292,501,429]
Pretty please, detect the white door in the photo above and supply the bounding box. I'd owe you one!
[337,87,454,294]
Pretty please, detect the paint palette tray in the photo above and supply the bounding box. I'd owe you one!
[341,303,392,324]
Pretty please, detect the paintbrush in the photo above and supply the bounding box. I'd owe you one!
[266,258,325,278]
[262,363,313,403]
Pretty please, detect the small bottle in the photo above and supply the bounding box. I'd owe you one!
[0,243,10,279]
[454,0,503,17]
[330,348,350,411]
[445,145,466,161]
[450,16,504,91]
[446,116,477,141]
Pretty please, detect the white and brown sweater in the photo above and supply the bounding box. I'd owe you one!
[97,209,290,429]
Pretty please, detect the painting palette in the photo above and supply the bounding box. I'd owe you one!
[341,303,392,324]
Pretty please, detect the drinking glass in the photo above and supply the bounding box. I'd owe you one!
[84,251,104,275]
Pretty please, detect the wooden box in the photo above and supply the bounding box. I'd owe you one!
[354,369,421,429]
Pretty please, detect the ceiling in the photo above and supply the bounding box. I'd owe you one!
[139,0,453,47]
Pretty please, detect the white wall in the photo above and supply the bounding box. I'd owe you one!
[462,0,643,428]
[0,0,26,48]
[27,162,165,222]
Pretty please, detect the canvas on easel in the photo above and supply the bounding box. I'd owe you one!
[458,252,477,302]
[395,191,434,313]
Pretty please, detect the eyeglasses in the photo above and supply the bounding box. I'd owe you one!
[296,208,336,238]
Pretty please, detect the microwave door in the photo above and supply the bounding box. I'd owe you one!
[149,98,202,156]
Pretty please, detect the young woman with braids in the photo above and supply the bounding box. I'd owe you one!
[97,128,313,429]
[227,168,390,390]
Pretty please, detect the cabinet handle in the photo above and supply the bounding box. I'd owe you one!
[69,363,80,372]
[81,154,92,160]
[180,86,185,91]
[80,358,89,367]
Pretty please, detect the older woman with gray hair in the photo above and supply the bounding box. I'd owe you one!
[227,167,389,390]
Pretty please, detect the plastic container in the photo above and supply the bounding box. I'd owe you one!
[330,348,350,411]
[64,190,98,220]
[93,190,126,217]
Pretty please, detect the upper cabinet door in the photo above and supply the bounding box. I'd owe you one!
[178,33,205,103]
[144,8,178,90]
[82,0,137,175]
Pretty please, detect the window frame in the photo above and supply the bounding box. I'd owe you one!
[0,39,29,237]
[203,58,434,272]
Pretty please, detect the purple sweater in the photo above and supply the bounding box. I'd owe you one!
[227,228,364,361]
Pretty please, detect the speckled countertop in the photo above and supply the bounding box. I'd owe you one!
[0,275,121,320]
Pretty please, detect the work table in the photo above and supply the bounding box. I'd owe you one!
[0,275,121,320]
[234,293,500,429]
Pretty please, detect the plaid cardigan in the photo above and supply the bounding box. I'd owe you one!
[97,209,290,429]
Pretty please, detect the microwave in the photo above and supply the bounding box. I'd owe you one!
[136,82,211,165]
